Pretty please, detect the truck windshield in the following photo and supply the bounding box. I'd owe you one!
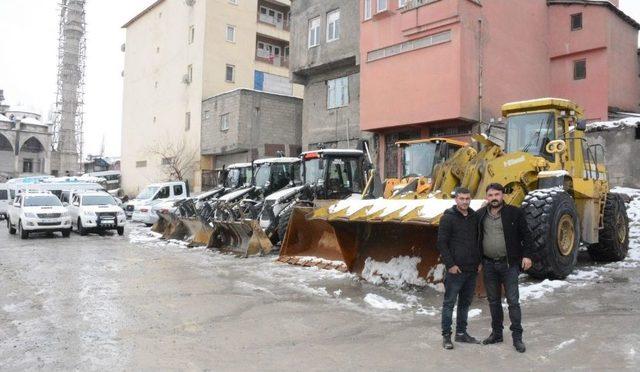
[506,112,555,155]
[326,157,364,196]
[303,158,324,185]
[82,195,116,206]
[24,195,62,207]
[401,142,438,177]
[137,186,159,200]
[225,167,251,188]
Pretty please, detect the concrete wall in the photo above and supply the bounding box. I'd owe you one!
[201,89,302,167]
[588,125,640,188]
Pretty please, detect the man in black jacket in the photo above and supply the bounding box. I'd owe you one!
[477,183,534,353]
[437,187,482,350]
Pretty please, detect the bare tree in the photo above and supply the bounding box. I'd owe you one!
[147,137,198,181]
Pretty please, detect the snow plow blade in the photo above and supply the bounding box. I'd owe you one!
[277,207,348,271]
[209,220,273,257]
[180,218,214,247]
[161,218,189,241]
[151,213,170,234]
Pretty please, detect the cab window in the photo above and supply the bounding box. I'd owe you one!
[173,185,184,196]
[155,186,170,199]
[0,189,7,200]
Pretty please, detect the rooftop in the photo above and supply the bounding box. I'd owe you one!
[122,0,165,28]
[547,0,640,29]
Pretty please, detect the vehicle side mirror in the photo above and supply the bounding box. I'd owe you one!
[13,202,20,208]
[63,202,69,207]
[73,202,79,207]
[576,120,587,131]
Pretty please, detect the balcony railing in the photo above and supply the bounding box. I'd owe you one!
[257,12,290,31]
[255,49,289,68]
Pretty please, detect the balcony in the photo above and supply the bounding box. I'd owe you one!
[257,1,290,31]
[257,12,290,31]
[255,48,289,68]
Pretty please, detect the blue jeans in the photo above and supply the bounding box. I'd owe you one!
[441,271,477,336]
[483,259,523,339]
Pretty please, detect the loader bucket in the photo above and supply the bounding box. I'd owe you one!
[151,213,170,234]
[162,219,189,241]
[277,207,348,271]
[180,217,214,247]
[209,220,273,257]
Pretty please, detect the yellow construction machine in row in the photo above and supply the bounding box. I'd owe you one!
[283,98,629,283]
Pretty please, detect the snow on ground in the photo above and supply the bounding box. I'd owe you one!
[127,187,640,317]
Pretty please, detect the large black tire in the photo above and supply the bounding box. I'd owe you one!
[276,203,295,245]
[8,218,16,235]
[587,193,629,262]
[62,229,71,238]
[521,189,580,279]
[117,226,125,236]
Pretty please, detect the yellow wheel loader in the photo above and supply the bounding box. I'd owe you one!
[307,98,629,283]
[279,138,468,271]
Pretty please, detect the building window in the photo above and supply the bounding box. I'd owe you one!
[308,17,320,48]
[364,0,372,20]
[185,112,191,131]
[187,64,193,83]
[229,0,238,4]
[136,160,147,168]
[220,113,230,131]
[226,64,235,82]
[367,30,451,62]
[226,25,236,42]
[574,59,586,80]
[327,76,349,109]
[23,159,33,173]
[188,25,195,43]
[398,0,407,8]
[161,157,174,165]
[571,13,582,31]
[327,10,340,42]
[377,0,388,13]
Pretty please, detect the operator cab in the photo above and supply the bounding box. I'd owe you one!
[301,149,366,200]
[224,164,253,189]
[252,158,301,195]
[505,111,556,160]
[398,139,465,179]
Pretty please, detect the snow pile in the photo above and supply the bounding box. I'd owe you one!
[363,293,408,311]
[361,256,427,287]
[552,339,576,352]
[587,117,640,131]
[519,279,569,301]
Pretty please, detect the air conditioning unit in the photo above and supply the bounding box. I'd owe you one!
[185,0,196,6]
[182,74,191,84]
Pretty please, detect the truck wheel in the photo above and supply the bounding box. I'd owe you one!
[277,203,295,245]
[8,219,16,235]
[521,189,579,279]
[19,221,29,240]
[117,226,125,236]
[78,218,88,236]
[62,229,71,238]
[588,193,629,262]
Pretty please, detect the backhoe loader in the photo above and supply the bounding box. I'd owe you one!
[307,98,629,284]
[279,138,469,270]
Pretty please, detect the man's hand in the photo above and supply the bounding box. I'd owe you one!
[477,264,482,273]
[521,257,532,271]
[448,265,461,274]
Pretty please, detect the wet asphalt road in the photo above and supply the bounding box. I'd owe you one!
[1,223,639,371]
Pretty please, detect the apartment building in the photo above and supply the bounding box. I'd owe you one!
[290,0,372,150]
[360,0,640,176]
[120,0,302,195]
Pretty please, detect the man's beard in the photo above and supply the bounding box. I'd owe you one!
[490,200,503,207]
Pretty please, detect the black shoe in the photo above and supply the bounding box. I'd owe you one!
[482,332,504,345]
[455,332,480,344]
[443,334,454,350]
[513,339,526,353]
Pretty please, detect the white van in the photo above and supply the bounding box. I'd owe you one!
[0,183,9,220]
[125,181,188,222]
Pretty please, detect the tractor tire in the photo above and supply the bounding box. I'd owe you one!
[8,219,16,235]
[276,203,295,245]
[587,193,629,262]
[521,189,579,279]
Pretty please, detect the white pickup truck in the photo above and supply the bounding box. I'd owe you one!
[125,181,188,225]
[67,191,127,236]
[6,192,72,239]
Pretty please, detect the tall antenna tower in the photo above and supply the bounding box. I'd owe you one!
[52,0,86,175]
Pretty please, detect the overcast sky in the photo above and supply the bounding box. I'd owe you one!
[0,0,639,158]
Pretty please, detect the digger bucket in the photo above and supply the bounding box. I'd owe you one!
[209,219,273,257]
[162,218,189,241]
[180,217,214,247]
[298,198,485,286]
[277,207,348,271]
[151,213,170,234]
